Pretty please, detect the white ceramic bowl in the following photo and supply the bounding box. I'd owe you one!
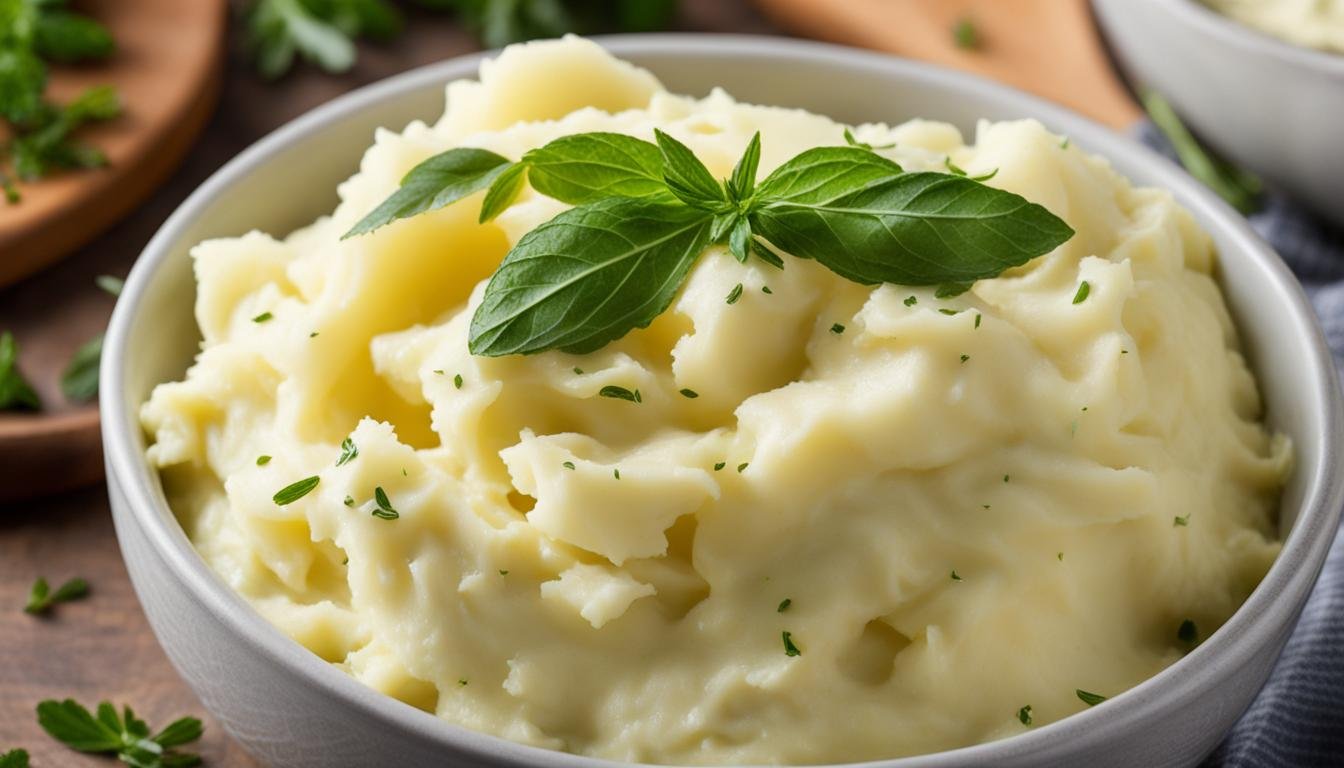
[1092,0,1344,226]
[102,35,1344,768]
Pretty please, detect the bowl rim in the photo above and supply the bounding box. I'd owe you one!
[1134,0,1344,74]
[102,33,1344,768]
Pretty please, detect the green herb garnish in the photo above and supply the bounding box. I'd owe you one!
[761,285,772,294]
[1178,619,1198,644]
[24,576,88,615]
[348,130,1073,358]
[953,17,979,50]
[273,476,320,505]
[737,462,749,473]
[1017,705,1033,726]
[251,311,273,323]
[1076,689,1106,706]
[562,460,575,470]
[777,598,791,613]
[343,495,354,507]
[1174,514,1189,527]
[453,373,464,389]
[950,570,962,581]
[336,436,358,467]
[35,698,202,767]
[1072,281,1090,305]
[960,354,970,364]
[842,127,894,152]
[782,630,801,657]
[904,295,918,307]
[599,385,641,403]
[0,749,29,768]
[256,455,271,466]
[713,462,725,471]
[0,331,39,411]
[613,468,621,480]
[679,388,698,399]
[59,334,102,403]
[371,486,398,520]
[830,323,845,335]
[1141,90,1260,214]
[726,283,744,305]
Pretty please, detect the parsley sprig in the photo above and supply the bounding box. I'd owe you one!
[347,130,1074,357]
[244,0,676,78]
[36,699,203,768]
[1,1,120,202]
[24,576,88,615]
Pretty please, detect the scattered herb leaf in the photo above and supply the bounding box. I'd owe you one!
[0,332,39,411]
[336,436,358,467]
[273,476,320,505]
[1076,689,1107,707]
[24,577,88,615]
[782,630,801,657]
[777,598,791,613]
[371,486,398,520]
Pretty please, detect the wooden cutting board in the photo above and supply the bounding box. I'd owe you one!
[753,0,1142,130]
[0,0,228,287]
[0,0,227,501]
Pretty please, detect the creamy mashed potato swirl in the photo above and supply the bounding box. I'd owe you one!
[142,38,1288,764]
[1205,0,1344,53]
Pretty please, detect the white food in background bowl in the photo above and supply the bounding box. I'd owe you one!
[1204,0,1344,53]
[1093,0,1344,227]
[138,38,1289,764]
[102,34,1344,768]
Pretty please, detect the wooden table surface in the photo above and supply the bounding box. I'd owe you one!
[0,3,777,765]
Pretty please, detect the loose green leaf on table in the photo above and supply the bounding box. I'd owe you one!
[245,0,401,79]
[60,333,102,403]
[36,698,203,768]
[24,576,89,615]
[1142,89,1261,214]
[0,331,40,411]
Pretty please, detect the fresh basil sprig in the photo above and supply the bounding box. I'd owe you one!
[347,128,1074,357]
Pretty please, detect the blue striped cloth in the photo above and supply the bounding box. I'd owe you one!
[1137,125,1344,767]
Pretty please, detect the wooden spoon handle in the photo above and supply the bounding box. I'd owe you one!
[754,0,1142,129]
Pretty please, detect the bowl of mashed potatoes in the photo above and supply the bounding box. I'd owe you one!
[102,35,1343,768]
[1092,0,1344,226]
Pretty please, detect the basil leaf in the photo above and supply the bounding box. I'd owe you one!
[60,333,102,403]
[479,162,528,223]
[728,216,751,263]
[343,148,514,238]
[469,198,713,356]
[752,171,1073,285]
[654,129,725,210]
[728,131,761,200]
[0,331,40,411]
[754,146,904,204]
[524,132,667,204]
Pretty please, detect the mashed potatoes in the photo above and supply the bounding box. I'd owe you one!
[142,37,1289,764]
[1205,0,1344,53]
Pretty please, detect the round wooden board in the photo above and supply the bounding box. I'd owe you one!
[0,0,229,287]
[751,0,1141,130]
[0,0,227,502]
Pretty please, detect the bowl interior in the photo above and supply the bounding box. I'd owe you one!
[108,34,1342,766]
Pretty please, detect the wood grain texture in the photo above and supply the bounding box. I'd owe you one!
[0,0,229,287]
[752,0,1142,129]
[0,3,777,764]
